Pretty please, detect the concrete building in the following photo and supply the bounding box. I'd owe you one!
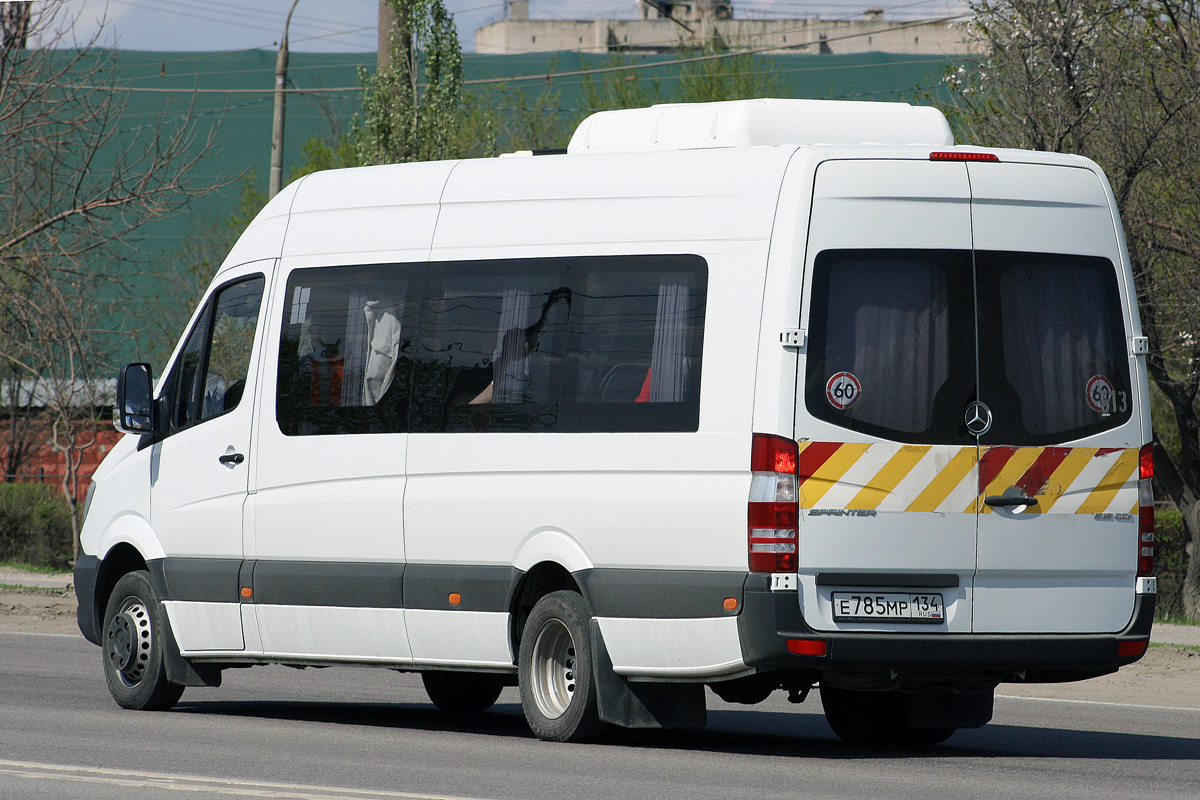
[476,1,978,56]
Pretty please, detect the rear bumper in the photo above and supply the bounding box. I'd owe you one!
[737,573,1155,684]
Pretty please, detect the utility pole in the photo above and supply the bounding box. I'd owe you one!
[378,0,397,71]
[269,0,301,199]
[378,1,411,73]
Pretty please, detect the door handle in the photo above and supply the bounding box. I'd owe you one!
[984,494,1038,508]
[218,452,245,466]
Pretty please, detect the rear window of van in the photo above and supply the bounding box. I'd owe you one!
[805,249,1131,445]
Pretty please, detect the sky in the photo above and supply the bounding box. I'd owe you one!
[50,0,972,53]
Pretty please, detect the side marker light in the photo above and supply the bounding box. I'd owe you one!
[448,593,462,606]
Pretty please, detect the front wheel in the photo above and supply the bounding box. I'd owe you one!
[102,570,184,711]
[518,591,605,742]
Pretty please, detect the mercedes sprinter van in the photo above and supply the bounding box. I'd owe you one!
[76,99,1155,745]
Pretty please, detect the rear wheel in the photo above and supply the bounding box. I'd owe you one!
[102,571,184,711]
[422,671,506,714]
[518,591,605,742]
[820,686,954,746]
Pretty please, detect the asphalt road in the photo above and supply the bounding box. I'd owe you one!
[2,630,1199,800]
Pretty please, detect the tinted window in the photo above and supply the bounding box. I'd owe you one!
[805,250,974,445]
[411,266,570,433]
[560,257,706,433]
[277,265,416,436]
[978,251,1131,443]
[167,276,265,433]
[277,256,708,436]
[806,249,1131,445]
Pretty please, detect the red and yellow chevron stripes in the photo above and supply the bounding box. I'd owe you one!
[796,441,1139,515]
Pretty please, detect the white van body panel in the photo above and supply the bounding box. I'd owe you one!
[94,511,165,563]
[432,148,789,257]
[252,606,412,662]
[164,601,245,652]
[405,610,512,667]
[220,182,300,270]
[86,435,160,561]
[597,616,746,679]
[510,529,595,574]
[282,161,458,264]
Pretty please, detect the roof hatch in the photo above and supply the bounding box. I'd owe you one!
[566,98,954,154]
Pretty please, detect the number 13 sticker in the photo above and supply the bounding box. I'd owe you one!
[826,372,862,410]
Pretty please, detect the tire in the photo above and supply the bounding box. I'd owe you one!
[422,671,506,714]
[101,570,184,711]
[820,686,954,746]
[518,591,605,743]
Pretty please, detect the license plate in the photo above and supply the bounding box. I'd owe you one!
[831,592,944,623]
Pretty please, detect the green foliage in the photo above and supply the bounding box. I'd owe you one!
[353,0,465,165]
[490,83,572,152]
[0,482,74,569]
[1156,505,1192,618]
[289,136,359,182]
[674,46,782,105]
[151,173,267,369]
[581,55,662,112]
[581,45,781,114]
[947,0,1200,619]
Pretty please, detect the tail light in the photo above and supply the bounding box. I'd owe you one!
[1138,443,1154,577]
[749,434,799,573]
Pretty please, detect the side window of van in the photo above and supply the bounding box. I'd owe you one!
[167,276,265,433]
[276,264,416,436]
[411,266,571,433]
[559,257,707,433]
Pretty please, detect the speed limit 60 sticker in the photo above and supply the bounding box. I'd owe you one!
[1086,375,1122,414]
[826,372,861,410]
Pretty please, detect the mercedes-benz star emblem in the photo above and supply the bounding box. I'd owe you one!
[964,401,992,436]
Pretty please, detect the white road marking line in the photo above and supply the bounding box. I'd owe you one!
[996,694,1200,713]
[0,760,498,800]
[0,630,81,639]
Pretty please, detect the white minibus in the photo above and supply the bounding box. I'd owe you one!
[76,99,1156,745]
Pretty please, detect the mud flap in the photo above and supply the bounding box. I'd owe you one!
[157,611,223,688]
[146,569,223,689]
[590,620,707,729]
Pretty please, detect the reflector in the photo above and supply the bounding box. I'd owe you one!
[786,638,828,656]
[1116,640,1147,658]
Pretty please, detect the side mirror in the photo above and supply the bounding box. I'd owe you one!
[115,362,155,434]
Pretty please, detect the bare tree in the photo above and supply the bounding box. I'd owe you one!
[0,2,224,550]
[948,0,1200,617]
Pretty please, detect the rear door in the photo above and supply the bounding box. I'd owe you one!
[969,162,1141,633]
[797,157,1142,636]
[796,160,979,633]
